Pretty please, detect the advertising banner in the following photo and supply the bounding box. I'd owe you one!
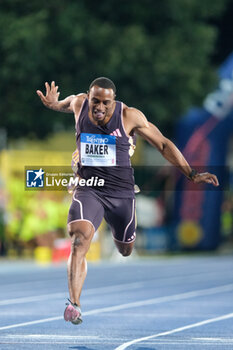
[173,53,233,249]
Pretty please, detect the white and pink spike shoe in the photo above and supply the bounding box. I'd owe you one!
[64,299,83,325]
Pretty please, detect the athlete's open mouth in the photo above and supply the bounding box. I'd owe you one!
[93,110,105,119]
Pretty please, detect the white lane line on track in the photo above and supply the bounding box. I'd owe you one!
[0,292,65,305]
[131,338,233,345]
[1,262,231,289]
[2,334,98,338]
[193,337,233,343]
[1,335,233,346]
[0,281,144,306]
[114,312,233,350]
[0,335,99,340]
[0,283,233,331]
[0,316,62,331]
[1,270,233,306]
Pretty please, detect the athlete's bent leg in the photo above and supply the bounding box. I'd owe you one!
[67,220,95,306]
[114,240,135,257]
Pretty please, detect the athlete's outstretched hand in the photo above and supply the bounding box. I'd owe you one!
[37,81,60,108]
[192,172,219,186]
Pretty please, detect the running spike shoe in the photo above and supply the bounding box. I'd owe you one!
[64,299,83,325]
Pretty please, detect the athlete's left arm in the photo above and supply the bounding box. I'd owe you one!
[129,108,219,186]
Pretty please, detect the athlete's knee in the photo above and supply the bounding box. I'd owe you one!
[72,234,85,250]
[68,221,94,255]
[115,242,134,257]
[70,232,90,256]
[120,248,133,257]
[68,220,94,239]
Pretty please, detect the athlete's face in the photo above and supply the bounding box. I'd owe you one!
[88,86,115,124]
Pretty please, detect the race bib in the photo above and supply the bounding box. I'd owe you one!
[80,133,116,166]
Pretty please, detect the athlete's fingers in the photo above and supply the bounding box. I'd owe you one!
[45,82,50,96]
[36,90,46,102]
[212,174,219,186]
[51,81,59,95]
[36,90,42,97]
[51,81,56,91]
[196,173,219,186]
[206,174,218,186]
[205,178,213,184]
[205,174,219,186]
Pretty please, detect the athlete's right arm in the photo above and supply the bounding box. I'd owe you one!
[37,81,77,113]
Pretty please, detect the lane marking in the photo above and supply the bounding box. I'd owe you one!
[133,338,233,344]
[1,335,233,346]
[0,281,145,306]
[193,337,233,341]
[0,283,233,331]
[114,312,233,350]
[193,337,233,342]
[0,316,62,331]
[83,283,233,316]
[0,278,65,290]
[1,260,231,289]
[1,269,233,306]
[0,293,66,306]
[0,334,99,339]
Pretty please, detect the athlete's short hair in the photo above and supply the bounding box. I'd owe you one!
[89,77,116,94]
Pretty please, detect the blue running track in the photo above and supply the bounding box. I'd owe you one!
[0,255,233,349]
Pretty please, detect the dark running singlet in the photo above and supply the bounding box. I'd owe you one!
[75,98,135,198]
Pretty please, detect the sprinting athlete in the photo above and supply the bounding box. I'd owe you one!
[37,77,219,325]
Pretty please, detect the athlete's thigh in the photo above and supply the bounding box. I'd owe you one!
[104,197,136,243]
[68,189,104,232]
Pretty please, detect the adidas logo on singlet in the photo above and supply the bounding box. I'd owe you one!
[110,128,122,137]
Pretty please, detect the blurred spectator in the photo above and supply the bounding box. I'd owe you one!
[0,175,7,255]
[221,194,233,241]
[136,194,165,228]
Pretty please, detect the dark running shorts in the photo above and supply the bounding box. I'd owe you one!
[67,189,136,243]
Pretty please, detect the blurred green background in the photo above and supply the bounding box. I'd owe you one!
[1,0,232,138]
[0,0,232,262]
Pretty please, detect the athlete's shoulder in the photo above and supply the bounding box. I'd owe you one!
[69,93,87,121]
[122,104,149,129]
[72,93,87,108]
[71,93,87,117]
